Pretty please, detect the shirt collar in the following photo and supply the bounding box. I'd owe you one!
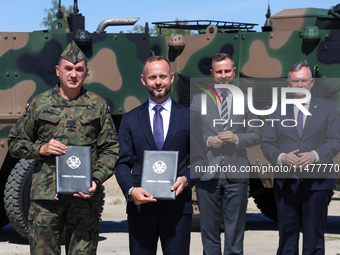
[148,96,172,112]
[293,99,310,108]
[215,88,232,97]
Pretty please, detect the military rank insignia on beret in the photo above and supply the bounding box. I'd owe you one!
[60,40,86,64]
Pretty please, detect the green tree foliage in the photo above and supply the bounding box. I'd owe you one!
[128,25,158,36]
[41,0,73,29]
[128,19,194,36]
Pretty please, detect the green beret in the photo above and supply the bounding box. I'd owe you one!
[60,40,86,64]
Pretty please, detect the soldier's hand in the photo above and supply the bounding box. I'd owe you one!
[131,187,157,205]
[281,149,300,166]
[73,180,97,199]
[218,131,238,144]
[208,136,223,148]
[39,139,67,156]
[171,176,187,197]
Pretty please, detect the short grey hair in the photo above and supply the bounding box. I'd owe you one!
[288,60,312,78]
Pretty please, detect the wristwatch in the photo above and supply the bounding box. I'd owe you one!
[127,186,135,201]
[93,178,100,187]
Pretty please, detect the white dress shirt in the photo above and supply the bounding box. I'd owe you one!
[206,88,239,146]
[148,97,172,141]
[215,88,232,118]
[277,101,319,164]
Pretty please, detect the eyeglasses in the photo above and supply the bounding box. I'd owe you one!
[288,78,311,85]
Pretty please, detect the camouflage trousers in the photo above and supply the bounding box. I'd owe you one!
[28,195,100,255]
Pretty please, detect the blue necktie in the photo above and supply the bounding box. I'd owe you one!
[297,109,303,137]
[153,105,164,150]
[221,92,229,130]
[297,104,305,137]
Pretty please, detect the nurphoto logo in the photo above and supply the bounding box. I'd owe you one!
[199,84,311,128]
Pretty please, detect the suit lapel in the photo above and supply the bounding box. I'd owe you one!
[301,96,318,139]
[206,91,224,132]
[138,101,157,150]
[225,94,233,131]
[285,103,300,138]
[162,101,183,150]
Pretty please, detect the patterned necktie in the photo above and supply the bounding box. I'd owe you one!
[153,105,164,150]
[296,104,305,137]
[220,92,229,130]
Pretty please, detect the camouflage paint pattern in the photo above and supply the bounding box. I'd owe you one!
[1,5,340,215]
[7,85,119,200]
[148,7,340,171]
[148,7,340,104]
[0,125,12,169]
[1,6,340,169]
[0,19,150,171]
[0,23,150,121]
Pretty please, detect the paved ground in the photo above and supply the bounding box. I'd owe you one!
[1,196,340,254]
[1,176,340,254]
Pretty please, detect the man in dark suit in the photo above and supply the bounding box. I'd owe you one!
[261,61,340,255]
[115,56,206,255]
[190,53,262,255]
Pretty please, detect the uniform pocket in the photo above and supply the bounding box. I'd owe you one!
[77,110,101,141]
[37,111,62,139]
[38,109,62,123]
[78,111,101,125]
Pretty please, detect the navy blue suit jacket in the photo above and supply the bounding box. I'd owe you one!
[115,100,206,215]
[261,96,340,190]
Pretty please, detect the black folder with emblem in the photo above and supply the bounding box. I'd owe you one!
[56,146,92,195]
[141,150,178,200]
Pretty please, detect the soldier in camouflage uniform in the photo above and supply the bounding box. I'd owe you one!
[7,41,119,255]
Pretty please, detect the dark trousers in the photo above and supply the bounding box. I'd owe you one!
[128,206,191,255]
[275,180,332,255]
[196,178,248,255]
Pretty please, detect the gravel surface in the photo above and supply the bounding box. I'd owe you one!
[0,176,339,254]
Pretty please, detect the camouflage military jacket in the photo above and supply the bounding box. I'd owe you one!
[8,84,119,200]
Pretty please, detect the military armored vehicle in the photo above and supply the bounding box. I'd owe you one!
[1,0,340,239]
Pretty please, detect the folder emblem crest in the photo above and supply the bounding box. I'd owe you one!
[153,160,167,174]
[67,156,82,169]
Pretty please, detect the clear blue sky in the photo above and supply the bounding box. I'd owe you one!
[1,0,337,33]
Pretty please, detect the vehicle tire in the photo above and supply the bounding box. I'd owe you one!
[253,188,277,221]
[0,171,10,228]
[4,159,33,239]
[4,159,105,240]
